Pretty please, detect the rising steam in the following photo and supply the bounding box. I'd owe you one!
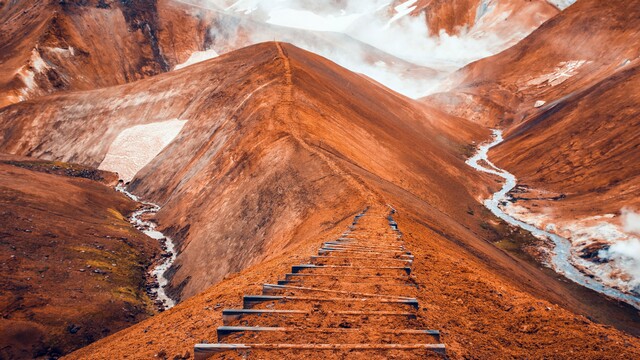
[173,0,555,98]
[599,208,640,293]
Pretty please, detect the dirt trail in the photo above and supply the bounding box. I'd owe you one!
[274,42,380,205]
[194,206,445,359]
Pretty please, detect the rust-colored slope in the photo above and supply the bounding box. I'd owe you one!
[0,0,442,108]
[65,204,640,359]
[0,41,487,302]
[435,0,640,127]
[2,42,639,360]
[422,0,640,301]
[493,63,640,217]
[0,157,160,359]
[0,0,184,108]
[404,0,558,38]
[426,0,640,224]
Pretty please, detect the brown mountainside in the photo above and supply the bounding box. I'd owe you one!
[1,42,639,359]
[0,157,160,359]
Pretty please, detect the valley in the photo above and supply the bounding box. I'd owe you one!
[0,0,638,359]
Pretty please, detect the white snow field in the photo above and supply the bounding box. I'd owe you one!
[99,119,187,182]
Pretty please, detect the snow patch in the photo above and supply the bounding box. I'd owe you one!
[99,119,187,182]
[534,100,546,108]
[547,0,576,10]
[14,49,50,101]
[45,46,75,57]
[174,49,219,70]
[527,60,588,87]
[30,50,48,72]
[226,0,260,14]
[386,0,417,27]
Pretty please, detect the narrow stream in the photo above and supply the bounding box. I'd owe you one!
[467,130,640,310]
[116,185,177,310]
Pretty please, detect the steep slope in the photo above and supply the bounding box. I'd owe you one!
[164,0,562,97]
[65,207,640,359]
[433,0,639,126]
[163,0,443,97]
[0,42,487,302]
[425,0,640,302]
[404,0,558,40]
[0,0,173,107]
[0,156,161,359]
[0,0,229,108]
[1,40,639,358]
[0,0,562,105]
[490,62,640,294]
[2,43,640,360]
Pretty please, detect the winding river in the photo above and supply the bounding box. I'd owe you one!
[116,185,177,310]
[467,130,640,310]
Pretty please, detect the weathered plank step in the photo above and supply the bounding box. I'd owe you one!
[332,240,404,246]
[217,326,440,344]
[194,343,446,357]
[273,281,418,296]
[311,255,413,262]
[309,259,413,267]
[243,295,419,309]
[323,242,405,250]
[284,273,411,283]
[222,309,417,328]
[320,246,410,254]
[291,264,412,275]
[277,279,417,287]
[321,246,407,253]
[318,248,413,256]
[217,326,439,337]
[262,284,414,299]
[310,256,413,267]
[324,240,403,245]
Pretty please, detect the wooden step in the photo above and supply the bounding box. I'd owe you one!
[274,280,418,296]
[318,248,413,256]
[284,273,411,282]
[194,343,446,358]
[221,309,418,326]
[262,283,414,299]
[277,279,417,288]
[323,242,405,251]
[217,326,439,338]
[291,264,412,275]
[243,295,419,310]
[310,256,413,266]
[320,246,410,255]
[216,326,440,344]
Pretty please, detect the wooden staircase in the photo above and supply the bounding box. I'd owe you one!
[194,208,446,359]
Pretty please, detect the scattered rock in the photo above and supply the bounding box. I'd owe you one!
[156,349,167,359]
[67,323,81,334]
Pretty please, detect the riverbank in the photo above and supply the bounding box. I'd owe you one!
[116,184,177,311]
[467,130,640,311]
